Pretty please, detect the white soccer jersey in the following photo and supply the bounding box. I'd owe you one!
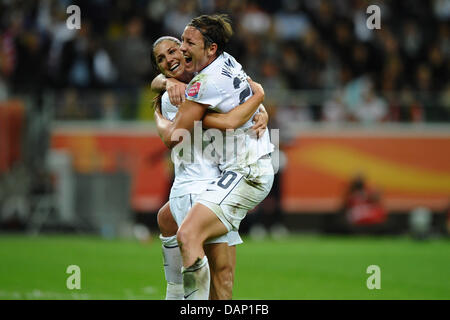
[185,52,274,173]
[161,92,220,198]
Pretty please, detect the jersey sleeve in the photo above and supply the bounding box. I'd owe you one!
[185,74,223,108]
[161,92,178,121]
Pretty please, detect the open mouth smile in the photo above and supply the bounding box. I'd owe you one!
[184,55,192,64]
[169,63,180,72]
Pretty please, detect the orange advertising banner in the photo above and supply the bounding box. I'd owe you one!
[0,100,24,173]
[50,126,450,215]
[281,129,450,213]
[50,126,171,212]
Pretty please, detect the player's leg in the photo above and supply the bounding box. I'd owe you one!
[204,229,242,300]
[178,203,228,265]
[204,242,233,300]
[157,202,183,300]
[225,231,240,288]
[158,201,178,236]
[178,160,274,300]
[165,191,242,301]
[177,203,229,300]
[228,245,237,288]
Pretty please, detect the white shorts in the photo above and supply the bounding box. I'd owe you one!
[197,156,274,232]
[169,193,243,246]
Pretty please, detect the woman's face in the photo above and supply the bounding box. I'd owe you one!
[180,26,212,73]
[154,40,186,79]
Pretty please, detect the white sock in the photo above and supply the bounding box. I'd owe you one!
[160,234,183,300]
[165,282,184,300]
[181,256,210,300]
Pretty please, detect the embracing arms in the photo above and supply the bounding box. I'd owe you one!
[153,79,266,148]
[201,80,265,131]
[151,75,186,106]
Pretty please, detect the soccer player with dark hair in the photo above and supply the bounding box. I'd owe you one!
[154,14,274,300]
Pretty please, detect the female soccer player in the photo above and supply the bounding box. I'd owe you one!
[154,15,274,300]
[151,36,267,299]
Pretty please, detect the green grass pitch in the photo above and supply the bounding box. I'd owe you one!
[0,234,449,300]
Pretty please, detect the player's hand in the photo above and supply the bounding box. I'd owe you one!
[248,78,264,102]
[252,105,268,138]
[166,78,186,106]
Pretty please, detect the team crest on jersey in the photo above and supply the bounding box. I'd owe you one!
[188,82,201,98]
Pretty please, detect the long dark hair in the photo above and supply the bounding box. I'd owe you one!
[151,36,181,111]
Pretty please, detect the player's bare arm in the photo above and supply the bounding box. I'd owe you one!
[154,87,265,148]
[154,79,266,147]
[151,74,168,92]
[154,99,208,148]
[151,75,187,106]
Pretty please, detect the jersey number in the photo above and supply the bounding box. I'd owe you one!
[217,171,238,189]
[233,76,251,105]
[239,86,251,105]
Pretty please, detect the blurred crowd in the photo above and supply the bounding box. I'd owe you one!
[0,0,449,123]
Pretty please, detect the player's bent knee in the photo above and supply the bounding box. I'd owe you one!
[177,221,202,243]
[176,227,194,249]
[157,205,177,236]
[156,209,165,229]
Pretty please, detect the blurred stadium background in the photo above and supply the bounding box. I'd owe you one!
[0,0,449,300]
